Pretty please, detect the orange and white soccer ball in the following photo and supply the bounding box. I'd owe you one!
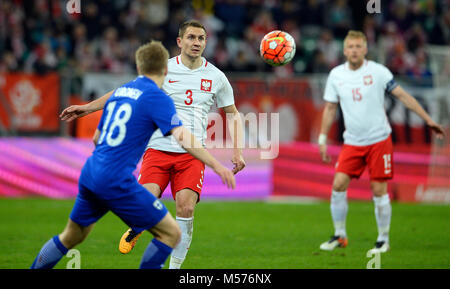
[260,30,296,66]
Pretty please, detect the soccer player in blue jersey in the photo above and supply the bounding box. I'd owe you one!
[30,41,235,269]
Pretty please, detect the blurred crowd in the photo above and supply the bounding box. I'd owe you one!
[0,0,448,78]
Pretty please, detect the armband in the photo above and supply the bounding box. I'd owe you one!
[386,79,398,93]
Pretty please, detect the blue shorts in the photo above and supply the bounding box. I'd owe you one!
[69,178,168,234]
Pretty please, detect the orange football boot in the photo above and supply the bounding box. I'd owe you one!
[119,229,142,254]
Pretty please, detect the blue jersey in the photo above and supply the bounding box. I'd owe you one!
[80,76,182,193]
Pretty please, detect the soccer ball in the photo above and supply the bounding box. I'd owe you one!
[260,30,296,66]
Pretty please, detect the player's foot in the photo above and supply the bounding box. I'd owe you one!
[319,235,348,251]
[368,241,389,254]
[119,229,142,254]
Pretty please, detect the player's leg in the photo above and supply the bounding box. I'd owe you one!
[144,183,163,198]
[170,188,198,269]
[367,137,393,253]
[148,209,180,247]
[320,144,366,251]
[119,183,163,254]
[30,235,70,269]
[119,149,171,254]
[169,154,204,269]
[59,219,95,248]
[31,185,105,269]
[320,172,351,250]
[140,212,181,269]
[109,180,180,269]
[331,172,351,237]
[31,219,95,269]
[369,181,391,253]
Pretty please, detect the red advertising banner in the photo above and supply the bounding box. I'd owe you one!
[0,73,60,132]
[229,77,339,143]
[272,142,450,203]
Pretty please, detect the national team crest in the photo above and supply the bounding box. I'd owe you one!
[363,75,373,85]
[200,79,212,92]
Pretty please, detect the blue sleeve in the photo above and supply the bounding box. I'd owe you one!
[151,92,182,136]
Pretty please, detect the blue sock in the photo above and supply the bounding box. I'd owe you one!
[139,238,173,269]
[31,235,69,269]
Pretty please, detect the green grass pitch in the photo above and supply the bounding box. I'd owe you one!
[1,198,449,269]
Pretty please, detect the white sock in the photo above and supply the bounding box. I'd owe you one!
[330,190,348,237]
[169,216,193,269]
[373,194,391,243]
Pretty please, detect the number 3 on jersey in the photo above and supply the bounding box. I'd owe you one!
[98,101,132,147]
[185,89,193,105]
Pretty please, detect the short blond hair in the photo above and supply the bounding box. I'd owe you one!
[135,40,169,75]
[343,30,367,47]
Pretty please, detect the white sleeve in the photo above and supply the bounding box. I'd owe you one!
[378,64,396,91]
[216,73,235,108]
[323,73,339,103]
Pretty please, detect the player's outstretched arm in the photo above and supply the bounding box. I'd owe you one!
[318,102,338,163]
[391,86,445,139]
[59,90,114,122]
[223,104,246,174]
[171,126,236,189]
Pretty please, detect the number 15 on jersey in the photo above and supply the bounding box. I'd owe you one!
[352,88,362,102]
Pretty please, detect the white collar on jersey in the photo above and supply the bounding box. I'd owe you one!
[175,55,208,71]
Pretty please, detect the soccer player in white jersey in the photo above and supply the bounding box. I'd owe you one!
[318,30,444,254]
[60,20,245,268]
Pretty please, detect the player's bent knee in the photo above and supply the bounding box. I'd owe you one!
[332,181,349,192]
[370,181,388,197]
[332,173,350,192]
[154,224,181,248]
[170,223,182,247]
[175,189,198,218]
[150,213,181,248]
[372,188,387,197]
[176,204,195,218]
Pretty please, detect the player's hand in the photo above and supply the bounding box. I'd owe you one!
[427,120,445,139]
[59,104,91,122]
[213,163,236,189]
[319,144,331,163]
[231,153,246,175]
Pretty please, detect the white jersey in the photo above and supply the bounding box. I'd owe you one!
[324,60,397,146]
[147,55,235,153]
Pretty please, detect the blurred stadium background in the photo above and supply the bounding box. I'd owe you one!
[0,0,449,269]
